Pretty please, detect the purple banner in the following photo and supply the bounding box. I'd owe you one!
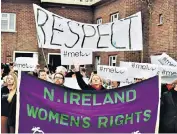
[18,72,159,133]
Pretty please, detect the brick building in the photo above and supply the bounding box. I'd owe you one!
[1,0,177,70]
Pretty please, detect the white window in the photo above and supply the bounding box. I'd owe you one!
[1,13,16,32]
[110,12,119,22]
[96,18,102,24]
[109,55,117,66]
[95,56,101,69]
[159,14,163,25]
[13,51,38,62]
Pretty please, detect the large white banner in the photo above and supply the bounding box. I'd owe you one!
[150,55,162,65]
[14,57,37,71]
[61,49,92,65]
[158,53,177,67]
[33,4,143,51]
[97,65,128,81]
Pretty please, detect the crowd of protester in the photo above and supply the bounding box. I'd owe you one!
[1,62,177,133]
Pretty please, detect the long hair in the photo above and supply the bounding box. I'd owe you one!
[6,73,18,103]
[88,73,103,85]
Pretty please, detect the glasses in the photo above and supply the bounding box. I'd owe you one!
[54,77,63,80]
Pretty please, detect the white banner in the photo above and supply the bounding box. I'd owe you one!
[159,65,177,77]
[61,49,92,65]
[97,65,128,81]
[64,78,89,90]
[158,53,177,67]
[119,61,159,78]
[33,4,143,51]
[14,57,37,71]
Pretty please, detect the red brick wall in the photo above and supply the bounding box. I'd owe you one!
[148,0,177,60]
[1,0,40,63]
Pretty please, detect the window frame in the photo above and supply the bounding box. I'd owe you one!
[110,12,119,22]
[96,18,102,24]
[109,55,117,66]
[13,51,38,62]
[1,13,16,32]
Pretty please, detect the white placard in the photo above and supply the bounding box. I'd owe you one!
[14,57,37,71]
[161,76,177,84]
[33,4,143,51]
[158,53,177,67]
[120,78,135,87]
[64,78,89,90]
[120,61,159,78]
[150,55,162,65]
[159,65,177,77]
[97,65,128,81]
[61,49,92,65]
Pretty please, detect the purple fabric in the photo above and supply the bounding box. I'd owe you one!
[18,72,159,133]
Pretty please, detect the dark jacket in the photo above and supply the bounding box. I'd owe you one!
[159,90,177,133]
[8,94,16,127]
[75,71,105,91]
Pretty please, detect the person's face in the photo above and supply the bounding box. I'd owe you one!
[111,81,118,88]
[135,78,142,83]
[174,84,177,91]
[54,74,64,85]
[6,75,15,85]
[39,72,47,80]
[91,75,102,85]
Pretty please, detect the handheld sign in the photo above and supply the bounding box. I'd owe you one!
[97,65,128,81]
[120,61,159,78]
[158,53,177,67]
[33,4,143,51]
[14,57,37,71]
[150,55,162,65]
[61,49,92,65]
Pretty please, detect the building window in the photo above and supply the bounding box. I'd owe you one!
[95,56,101,69]
[159,14,163,25]
[1,13,16,32]
[109,55,117,66]
[110,12,119,22]
[13,51,38,62]
[96,18,102,24]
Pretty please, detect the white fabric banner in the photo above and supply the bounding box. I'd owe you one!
[33,4,143,51]
[97,65,128,81]
[158,53,177,67]
[14,57,37,71]
[61,49,92,65]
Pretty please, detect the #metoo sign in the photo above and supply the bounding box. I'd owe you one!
[33,4,143,51]
[14,57,37,71]
[61,49,92,65]
[97,65,128,81]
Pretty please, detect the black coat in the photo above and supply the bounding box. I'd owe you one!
[75,71,105,91]
[159,90,177,133]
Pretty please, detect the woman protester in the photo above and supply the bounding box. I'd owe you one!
[74,63,105,91]
[53,73,65,86]
[1,73,17,133]
[159,83,177,133]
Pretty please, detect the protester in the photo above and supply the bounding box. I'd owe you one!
[1,73,17,133]
[56,66,67,76]
[74,64,105,91]
[80,67,87,78]
[33,64,41,77]
[159,83,177,133]
[134,78,143,83]
[111,81,120,89]
[65,71,76,78]
[9,63,15,74]
[38,70,47,81]
[103,79,112,89]
[53,73,65,86]
[1,63,10,80]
